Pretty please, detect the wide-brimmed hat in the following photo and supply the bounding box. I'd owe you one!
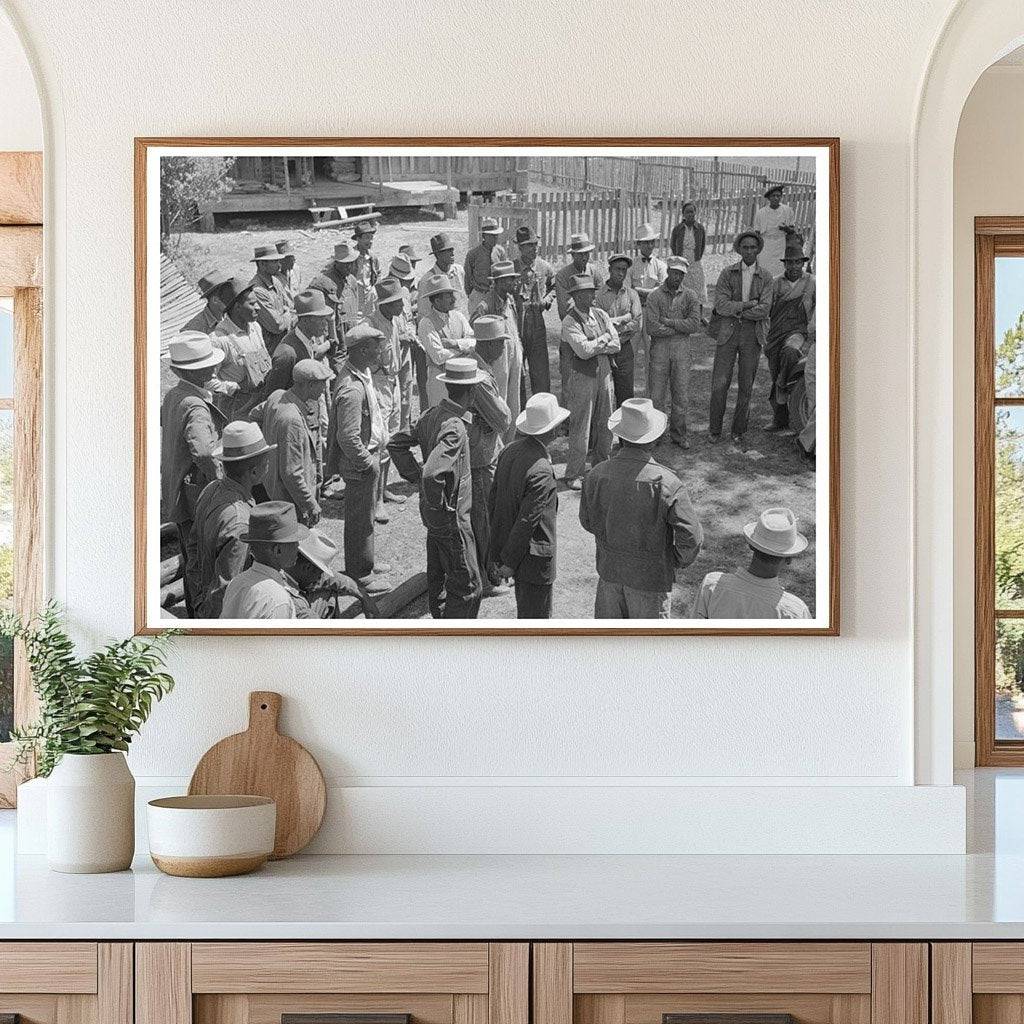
[782,236,810,262]
[399,244,421,265]
[333,241,359,263]
[215,420,276,462]
[307,274,340,305]
[665,255,690,273]
[489,260,517,281]
[197,267,233,298]
[634,222,659,243]
[744,507,808,557]
[567,232,595,254]
[241,501,307,545]
[353,221,377,237]
[480,217,503,236]
[293,358,335,384]
[568,274,596,294]
[388,255,415,281]
[607,252,633,268]
[421,273,455,299]
[376,278,405,306]
[733,229,764,254]
[764,182,786,198]
[251,244,282,262]
[345,323,386,352]
[608,397,667,444]
[473,314,508,344]
[298,528,342,576]
[437,356,487,385]
[221,274,255,309]
[430,232,455,254]
[515,225,540,246]
[294,289,333,318]
[168,331,226,371]
[275,239,295,257]
[516,392,570,435]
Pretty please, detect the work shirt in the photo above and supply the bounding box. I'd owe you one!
[417,262,467,318]
[189,476,255,618]
[594,282,643,344]
[248,272,296,350]
[766,273,816,353]
[513,257,555,335]
[182,304,222,335]
[466,363,512,469]
[644,282,703,344]
[470,289,522,437]
[340,273,377,327]
[332,361,384,480]
[211,318,272,403]
[553,261,605,320]
[221,560,296,619]
[628,254,667,300]
[464,242,506,298]
[710,260,774,347]
[692,567,811,619]
[561,306,620,371]
[579,447,703,593]
[160,377,225,525]
[418,306,475,407]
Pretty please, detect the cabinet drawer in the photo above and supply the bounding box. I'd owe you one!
[0,942,98,993]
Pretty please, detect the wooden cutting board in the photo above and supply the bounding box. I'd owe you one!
[188,691,326,859]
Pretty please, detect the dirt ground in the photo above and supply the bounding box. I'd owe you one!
[163,207,816,619]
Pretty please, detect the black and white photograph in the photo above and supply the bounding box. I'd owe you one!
[138,141,837,633]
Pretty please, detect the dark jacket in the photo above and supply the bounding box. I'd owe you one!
[265,328,320,395]
[669,220,706,262]
[708,259,774,347]
[332,363,380,480]
[488,435,558,585]
[579,447,703,592]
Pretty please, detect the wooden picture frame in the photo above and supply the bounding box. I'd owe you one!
[136,137,840,636]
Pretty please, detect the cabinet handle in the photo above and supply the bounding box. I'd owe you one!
[283,1016,411,1024]
[664,1016,797,1024]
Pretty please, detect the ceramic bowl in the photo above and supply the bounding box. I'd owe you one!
[146,795,276,877]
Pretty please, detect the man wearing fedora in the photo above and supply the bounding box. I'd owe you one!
[183,266,233,335]
[417,232,467,319]
[692,506,810,619]
[580,398,703,619]
[221,501,302,619]
[289,528,377,619]
[352,220,381,287]
[596,253,643,409]
[708,230,773,445]
[274,239,299,301]
[251,358,334,529]
[464,218,506,309]
[512,225,555,397]
[560,274,620,489]
[188,421,275,618]
[248,244,297,354]
[554,233,604,321]
[332,323,392,594]
[753,183,796,276]
[210,274,272,420]
[488,392,569,618]
[629,223,667,392]
[466,316,513,595]
[644,255,703,449]
[161,331,229,616]
[418,273,476,408]
[470,260,523,439]
[319,241,360,346]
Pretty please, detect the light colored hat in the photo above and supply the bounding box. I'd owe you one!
[437,356,487,385]
[389,255,414,281]
[634,222,659,243]
[665,255,690,273]
[353,221,377,237]
[516,392,570,435]
[421,273,455,299]
[293,358,334,384]
[480,217,503,236]
[473,314,508,343]
[168,331,226,371]
[241,501,307,545]
[607,397,667,444]
[197,267,233,298]
[567,232,595,254]
[489,260,517,281]
[568,274,596,294]
[375,278,405,306]
[430,232,455,254]
[345,323,386,351]
[399,244,421,265]
[220,274,255,309]
[215,421,276,462]
[298,528,342,576]
[294,289,333,317]
[744,507,808,558]
[251,244,282,262]
[608,252,633,267]
[333,241,359,263]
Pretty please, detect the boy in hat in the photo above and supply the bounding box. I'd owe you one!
[160,331,229,615]
[512,224,555,397]
[248,244,297,354]
[183,267,233,334]
[418,273,476,409]
[580,398,703,620]
[692,507,811,619]
[274,239,299,300]
[470,260,523,437]
[708,230,773,445]
[753,184,796,275]
[188,421,275,618]
[464,218,506,308]
[488,392,570,618]
[210,275,272,420]
[221,501,302,619]
[595,253,643,408]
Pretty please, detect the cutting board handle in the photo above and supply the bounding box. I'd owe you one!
[248,691,282,734]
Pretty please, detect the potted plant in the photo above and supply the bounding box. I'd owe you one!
[2,603,177,873]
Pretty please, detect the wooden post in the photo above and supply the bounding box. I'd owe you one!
[282,157,290,198]
[614,187,627,250]
[444,157,456,220]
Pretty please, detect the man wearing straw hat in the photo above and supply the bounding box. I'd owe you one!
[352,220,381,288]
[692,507,811,619]
[221,501,302,619]
[554,234,605,402]
[579,398,703,619]
[183,266,233,335]
[595,252,643,408]
[188,421,275,618]
[418,272,476,408]
[470,259,523,439]
[161,331,229,616]
[465,217,506,308]
[318,240,360,346]
[274,239,300,300]
[290,528,377,619]
[248,244,297,354]
[512,225,555,397]
[418,232,467,318]
[488,392,569,619]
[628,223,667,392]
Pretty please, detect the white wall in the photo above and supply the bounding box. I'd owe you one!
[0,7,40,151]
[0,0,978,852]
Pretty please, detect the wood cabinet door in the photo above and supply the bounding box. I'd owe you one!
[534,944,927,1024]
[137,943,528,1024]
[934,942,1024,1024]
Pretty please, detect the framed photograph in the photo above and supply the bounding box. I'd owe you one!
[135,137,838,635]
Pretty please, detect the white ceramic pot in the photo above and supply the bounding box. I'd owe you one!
[46,752,135,873]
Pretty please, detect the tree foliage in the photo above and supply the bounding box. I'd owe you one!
[159,156,234,241]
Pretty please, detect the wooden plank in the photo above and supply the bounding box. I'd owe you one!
[576,996,625,1024]
[0,943,97,993]
[573,943,871,994]
[192,943,489,994]
[624,994,837,1024]
[831,995,872,1024]
[972,943,1024,991]
[534,944,572,1024]
[98,945,133,1024]
[870,945,927,1024]
[206,991,453,1024]
[193,996,249,1024]
[453,995,486,1024]
[0,996,59,1024]
[0,152,43,224]
[975,995,1024,1024]
[0,226,42,292]
[136,943,192,1024]
[56,995,95,1024]
[489,943,528,1024]
[931,945,971,1024]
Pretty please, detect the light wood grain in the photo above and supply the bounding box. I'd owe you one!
[870,945,927,1024]
[931,944,972,1024]
[193,995,249,1024]
[0,152,42,225]
[972,944,1024,992]
[221,994,453,1024]
[97,944,133,1024]
[191,942,489,994]
[622,993,837,1024]
[0,942,97,993]
[56,995,95,1024]
[0,226,41,292]
[0,994,60,1023]
[534,943,573,1024]
[489,943,528,1024]
[573,943,872,994]
[976,996,1024,1024]
[188,691,326,859]
[454,994,488,1024]
[136,943,192,1024]
[576,996,626,1024]
[832,994,873,1024]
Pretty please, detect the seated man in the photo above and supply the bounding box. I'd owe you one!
[221,501,302,619]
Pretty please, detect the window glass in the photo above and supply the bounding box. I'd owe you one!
[996,256,1024,396]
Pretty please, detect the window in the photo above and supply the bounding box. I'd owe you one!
[0,299,11,744]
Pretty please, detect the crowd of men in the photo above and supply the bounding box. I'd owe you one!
[160,181,817,621]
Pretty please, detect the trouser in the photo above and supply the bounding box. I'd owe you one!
[635,325,651,397]
[521,313,551,398]
[594,578,671,619]
[471,463,496,585]
[565,361,614,480]
[799,341,817,453]
[398,345,414,432]
[710,322,761,438]
[649,336,693,442]
[426,521,482,618]
[342,457,379,580]
[766,332,805,428]
[611,337,635,409]
[412,345,429,417]
[515,579,553,618]
[177,520,199,617]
